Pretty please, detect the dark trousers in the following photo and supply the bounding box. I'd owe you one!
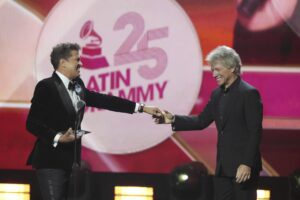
[213,175,258,200]
[36,168,71,200]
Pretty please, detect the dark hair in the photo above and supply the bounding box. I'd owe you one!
[50,43,80,69]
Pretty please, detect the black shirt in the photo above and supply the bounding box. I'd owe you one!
[218,77,240,128]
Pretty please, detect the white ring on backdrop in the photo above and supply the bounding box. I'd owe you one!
[35,0,203,154]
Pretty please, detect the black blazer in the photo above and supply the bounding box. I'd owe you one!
[26,72,136,169]
[172,78,263,177]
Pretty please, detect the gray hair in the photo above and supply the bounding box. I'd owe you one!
[205,45,241,75]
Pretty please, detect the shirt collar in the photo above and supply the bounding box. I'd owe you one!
[221,76,240,93]
[55,71,71,90]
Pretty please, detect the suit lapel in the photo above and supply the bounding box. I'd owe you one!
[52,73,76,118]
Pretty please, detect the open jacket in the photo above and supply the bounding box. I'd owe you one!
[26,72,136,169]
[172,78,263,177]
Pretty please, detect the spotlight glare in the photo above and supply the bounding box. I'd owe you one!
[114,186,153,200]
[0,183,30,200]
[178,174,189,182]
[257,189,270,200]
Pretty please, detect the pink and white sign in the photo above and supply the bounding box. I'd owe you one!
[0,0,42,102]
[35,0,202,154]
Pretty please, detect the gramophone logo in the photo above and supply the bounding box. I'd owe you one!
[35,0,202,154]
[80,20,109,70]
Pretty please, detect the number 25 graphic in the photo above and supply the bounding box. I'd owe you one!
[113,12,169,80]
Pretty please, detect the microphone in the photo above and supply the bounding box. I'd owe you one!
[75,100,86,136]
[72,82,85,111]
[74,84,85,133]
[77,100,86,112]
[74,82,83,95]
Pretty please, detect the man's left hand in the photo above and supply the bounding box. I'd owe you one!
[235,164,251,183]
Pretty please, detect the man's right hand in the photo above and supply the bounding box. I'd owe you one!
[153,110,174,124]
[58,128,75,143]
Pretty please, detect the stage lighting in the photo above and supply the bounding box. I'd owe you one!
[0,183,30,200]
[170,161,208,200]
[289,168,300,200]
[114,186,153,200]
[257,189,270,200]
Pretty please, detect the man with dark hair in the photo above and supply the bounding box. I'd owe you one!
[50,43,81,69]
[154,46,263,200]
[26,43,159,200]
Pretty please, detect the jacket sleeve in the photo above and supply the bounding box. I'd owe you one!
[26,81,57,145]
[84,88,136,114]
[172,93,214,131]
[242,89,263,167]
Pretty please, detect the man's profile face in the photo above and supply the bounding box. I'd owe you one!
[211,62,235,88]
[62,50,81,80]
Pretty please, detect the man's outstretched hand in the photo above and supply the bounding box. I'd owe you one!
[142,106,175,124]
[143,106,163,116]
[153,110,174,124]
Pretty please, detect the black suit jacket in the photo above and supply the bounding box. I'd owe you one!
[26,72,136,169]
[172,78,263,177]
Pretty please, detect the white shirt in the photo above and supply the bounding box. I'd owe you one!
[55,71,80,111]
[53,71,81,147]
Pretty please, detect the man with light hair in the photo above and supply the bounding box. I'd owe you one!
[206,45,241,77]
[155,45,263,200]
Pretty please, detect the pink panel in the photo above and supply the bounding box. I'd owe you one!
[192,71,300,118]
